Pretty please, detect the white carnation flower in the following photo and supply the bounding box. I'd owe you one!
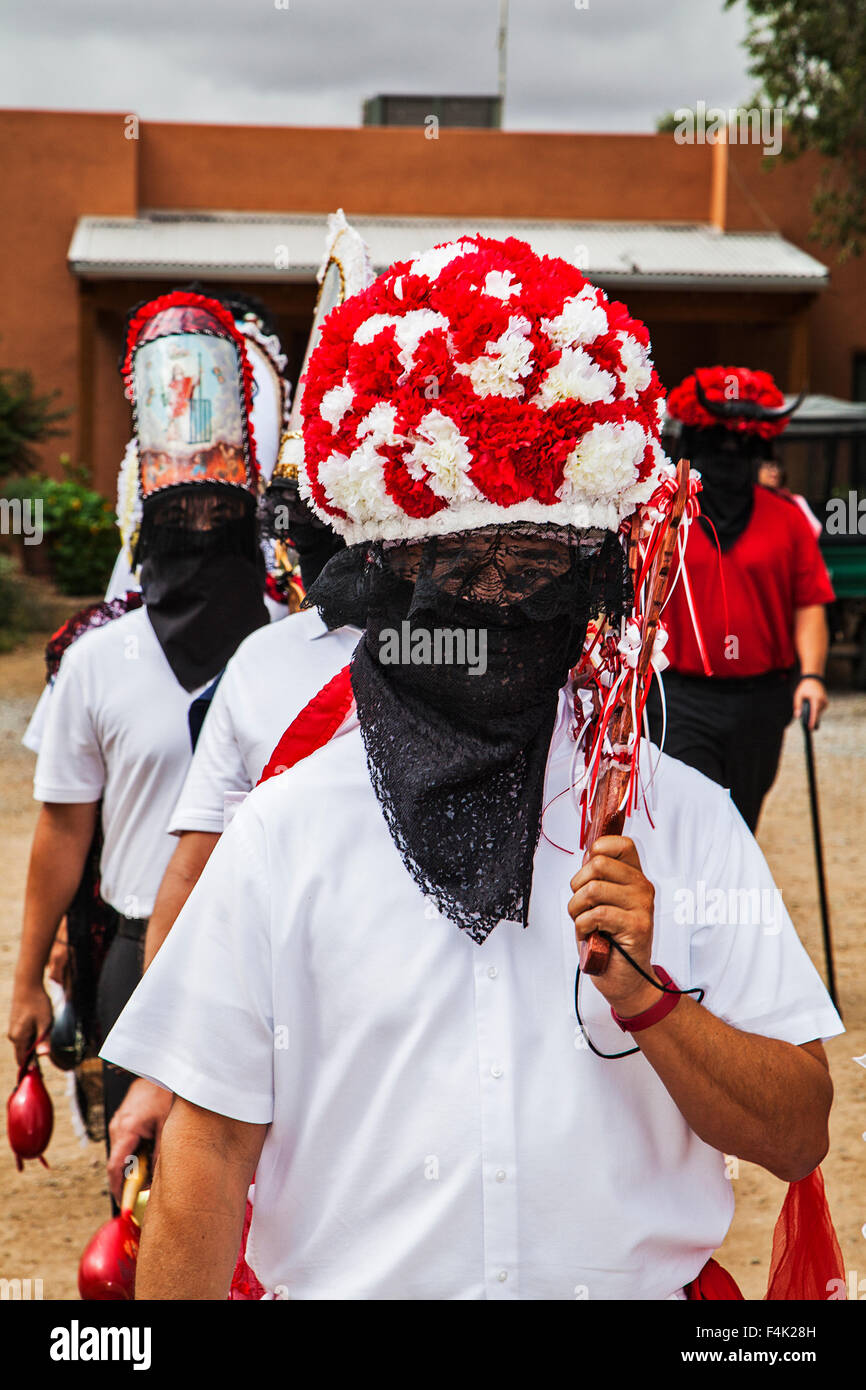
[482,270,521,300]
[408,241,475,281]
[354,309,450,374]
[648,439,673,483]
[318,419,405,527]
[355,402,403,446]
[320,377,354,429]
[406,410,478,500]
[542,289,608,349]
[616,332,652,398]
[557,420,649,505]
[532,346,616,408]
[456,315,534,399]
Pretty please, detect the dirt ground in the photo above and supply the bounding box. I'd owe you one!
[0,627,863,1301]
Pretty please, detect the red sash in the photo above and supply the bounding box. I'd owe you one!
[257,665,354,786]
[686,1167,843,1300]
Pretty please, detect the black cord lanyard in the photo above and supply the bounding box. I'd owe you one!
[574,932,705,1059]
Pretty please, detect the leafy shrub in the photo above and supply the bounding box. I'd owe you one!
[2,475,117,596]
[0,366,69,479]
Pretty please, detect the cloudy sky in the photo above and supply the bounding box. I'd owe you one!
[0,0,753,131]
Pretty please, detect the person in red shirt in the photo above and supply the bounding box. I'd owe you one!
[646,366,834,832]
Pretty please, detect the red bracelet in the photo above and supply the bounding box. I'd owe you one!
[611,966,681,1033]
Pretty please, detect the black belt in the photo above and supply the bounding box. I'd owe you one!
[666,667,795,692]
[116,915,149,942]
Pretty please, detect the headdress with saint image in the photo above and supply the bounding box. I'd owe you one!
[122,289,260,503]
[116,290,289,577]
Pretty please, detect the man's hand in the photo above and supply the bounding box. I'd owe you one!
[568,835,659,1017]
[7,981,53,1068]
[107,1079,173,1203]
[794,676,827,730]
[568,835,834,1180]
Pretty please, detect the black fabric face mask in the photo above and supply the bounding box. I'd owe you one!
[261,485,346,593]
[683,426,760,551]
[289,520,346,593]
[137,488,268,691]
[309,524,630,943]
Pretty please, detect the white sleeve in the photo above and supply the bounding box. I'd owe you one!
[688,793,843,1046]
[22,685,52,754]
[167,668,251,834]
[100,804,275,1124]
[32,653,105,803]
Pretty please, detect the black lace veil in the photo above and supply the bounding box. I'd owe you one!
[306,523,631,942]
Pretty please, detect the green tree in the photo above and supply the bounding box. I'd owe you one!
[727,0,866,258]
[0,366,70,478]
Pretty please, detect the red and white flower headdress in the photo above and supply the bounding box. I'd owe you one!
[667,366,798,441]
[299,234,673,543]
[295,236,710,867]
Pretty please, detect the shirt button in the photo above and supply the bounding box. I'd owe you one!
[495,1169,506,1182]
[497,1270,508,1283]
[487,966,498,979]
[490,1064,503,1079]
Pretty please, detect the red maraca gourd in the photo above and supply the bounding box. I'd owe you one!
[7,1053,53,1171]
[78,1154,149,1301]
[78,1211,140,1301]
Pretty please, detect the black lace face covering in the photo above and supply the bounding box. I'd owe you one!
[308,524,630,943]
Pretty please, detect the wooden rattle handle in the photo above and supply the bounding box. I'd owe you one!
[578,807,625,976]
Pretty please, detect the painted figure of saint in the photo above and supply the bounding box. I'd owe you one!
[165,360,201,442]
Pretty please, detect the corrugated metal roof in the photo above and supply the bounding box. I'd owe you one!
[662,394,866,437]
[68,212,829,292]
[781,394,866,437]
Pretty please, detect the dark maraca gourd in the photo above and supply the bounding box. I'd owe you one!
[48,995,86,1072]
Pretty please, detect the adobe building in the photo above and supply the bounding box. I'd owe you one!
[0,108,864,497]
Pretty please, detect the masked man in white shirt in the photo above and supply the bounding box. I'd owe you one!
[103,238,841,1300]
[105,439,356,1197]
[8,291,269,1144]
[22,290,292,757]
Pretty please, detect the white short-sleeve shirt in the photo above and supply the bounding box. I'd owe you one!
[168,609,360,833]
[103,689,842,1300]
[32,607,205,918]
[22,573,287,756]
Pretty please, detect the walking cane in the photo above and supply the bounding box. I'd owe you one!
[800,698,840,1015]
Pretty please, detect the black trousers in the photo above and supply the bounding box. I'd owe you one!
[95,916,146,1148]
[645,670,796,833]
